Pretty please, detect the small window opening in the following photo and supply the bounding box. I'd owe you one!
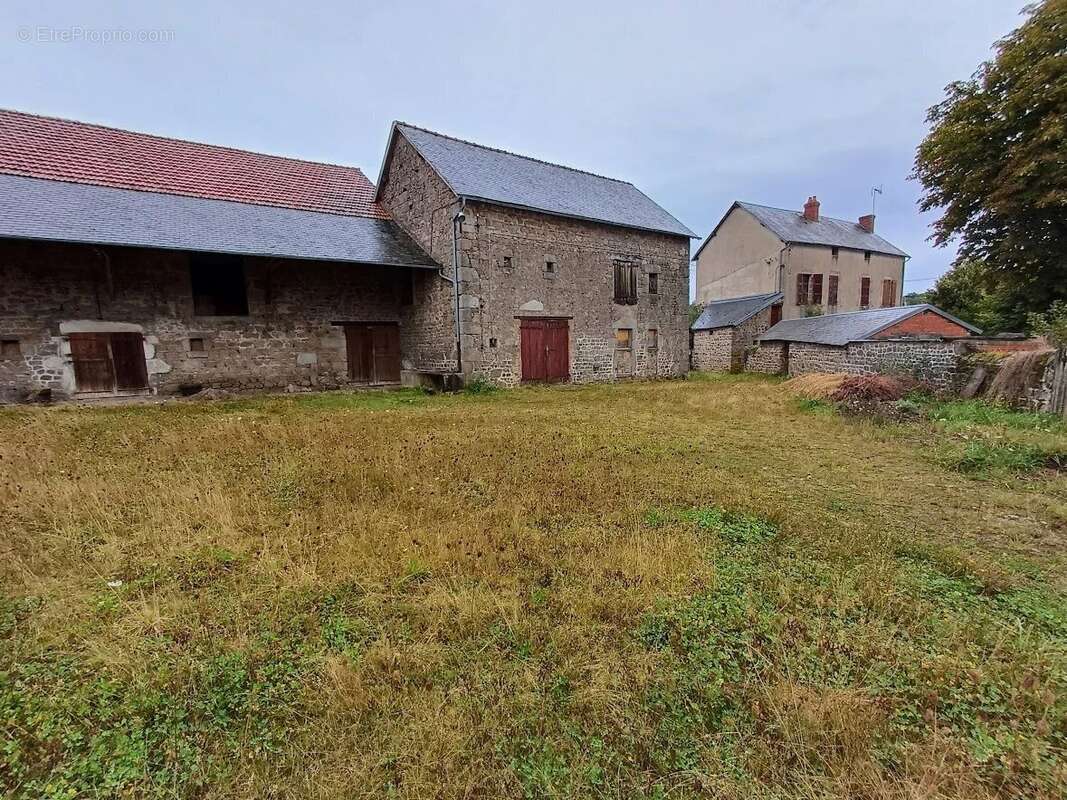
[489,337,498,348]
[545,259,557,274]
[648,273,659,295]
[501,256,512,269]
[831,246,839,260]
[647,328,658,349]
[615,328,633,350]
[188,337,205,353]
[864,250,872,263]
[190,253,248,316]
[1,338,20,358]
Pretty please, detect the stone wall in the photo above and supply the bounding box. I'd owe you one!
[747,341,786,374]
[691,328,734,371]
[691,305,776,373]
[777,338,965,390]
[0,239,419,400]
[377,130,691,386]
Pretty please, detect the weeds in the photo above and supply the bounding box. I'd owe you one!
[1,377,1064,799]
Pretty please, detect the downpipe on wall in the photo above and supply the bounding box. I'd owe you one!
[450,199,466,376]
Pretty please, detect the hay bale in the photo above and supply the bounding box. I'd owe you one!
[783,373,848,400]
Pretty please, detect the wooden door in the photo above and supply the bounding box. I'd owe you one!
[69,333,115,392]
[109,332,149,390]
[520,318,569,383]
[345,323,401,384]
[372,324,401,384]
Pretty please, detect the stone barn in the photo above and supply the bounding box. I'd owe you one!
[747,304,981,390]
[0,111,693,401]
[690,291,782,372]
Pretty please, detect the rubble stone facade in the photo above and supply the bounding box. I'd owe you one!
[376,133,691,386]
[0,239,416,401]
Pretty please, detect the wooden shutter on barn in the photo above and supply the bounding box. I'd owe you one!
[860,277,871,308]
[811,274,823,305]
[828,275,839,306]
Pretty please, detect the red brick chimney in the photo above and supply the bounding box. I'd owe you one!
[803,196,820,222]
[858,214,875,233]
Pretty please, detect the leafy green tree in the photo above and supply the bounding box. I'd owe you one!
[903,290,933,306]
[913,0,1066,328]
[928,259,1017,333]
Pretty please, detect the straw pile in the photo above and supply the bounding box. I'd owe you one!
[782,373,848,400]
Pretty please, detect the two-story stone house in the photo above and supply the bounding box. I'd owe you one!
[692,197,907,321]
[0,110,693,401]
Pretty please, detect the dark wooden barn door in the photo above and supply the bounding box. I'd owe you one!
[68,333,115,392]
[109,333,150,390]
[344,323,401,384]
[68,332,148,393]
[520,318,569,383]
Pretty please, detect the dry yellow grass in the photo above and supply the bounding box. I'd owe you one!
[1,375,1064,799]
[782,372,849,400]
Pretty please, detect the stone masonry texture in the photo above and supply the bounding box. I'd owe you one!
[0,238,417,400]
[376,131,691,386]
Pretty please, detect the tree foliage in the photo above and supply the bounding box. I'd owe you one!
[928,259,1018,333]
[913,0,1067,327]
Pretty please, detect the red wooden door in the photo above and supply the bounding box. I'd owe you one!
[345,323,401,384]
[520,319,569,383]
[68,333,114,392]
[544,319,569,382]
[109,332,149,390]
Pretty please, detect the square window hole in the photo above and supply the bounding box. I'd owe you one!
[189,337,205,352]
[1,338,19,358]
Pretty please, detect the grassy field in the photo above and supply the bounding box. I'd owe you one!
[1,375,1065,799]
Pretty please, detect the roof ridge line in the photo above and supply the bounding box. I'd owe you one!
[395,121,634,186]
[738,199,886,234]
[706,291,783,303]
[0,107,372,177]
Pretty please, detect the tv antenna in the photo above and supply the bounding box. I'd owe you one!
[871,185,884,215]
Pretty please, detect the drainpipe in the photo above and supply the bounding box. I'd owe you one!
[901,255,910,305]
[451,199,467,376]
[777,245,788,294]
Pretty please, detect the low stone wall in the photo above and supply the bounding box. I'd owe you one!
[743,337,968,390]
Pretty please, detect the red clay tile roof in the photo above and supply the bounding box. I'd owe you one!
[0,109,389,219]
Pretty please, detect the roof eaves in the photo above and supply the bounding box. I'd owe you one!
[459,193,695,239]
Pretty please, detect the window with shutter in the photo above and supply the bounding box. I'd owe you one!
[881,278,897,307]
[860,276,871,308]
[811,274,823,305]
[827,274,839,306]
[795,273,811,306]
[613,261,638,305]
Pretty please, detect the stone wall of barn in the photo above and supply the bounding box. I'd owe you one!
[690,328,734,371]
[756,337,966,390]
[377,131,691,386]
[746,341,787,374]
[691,306,776,373]
[0,239,418,401]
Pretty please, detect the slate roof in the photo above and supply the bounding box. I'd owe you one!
[691,292,783,330]
[381,122,695,238]
[0,108,389,218]
[693,201,908,259]
[0,174,438,269]
[759,305,979,346]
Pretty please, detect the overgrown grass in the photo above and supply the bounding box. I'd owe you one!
[928,399,1067,434]
[1,377,1065,799]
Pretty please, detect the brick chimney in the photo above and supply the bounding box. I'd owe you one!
[858,214,875,233]
[803,196,820,222]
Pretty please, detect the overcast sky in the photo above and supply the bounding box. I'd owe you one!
[2,1,1025,297]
